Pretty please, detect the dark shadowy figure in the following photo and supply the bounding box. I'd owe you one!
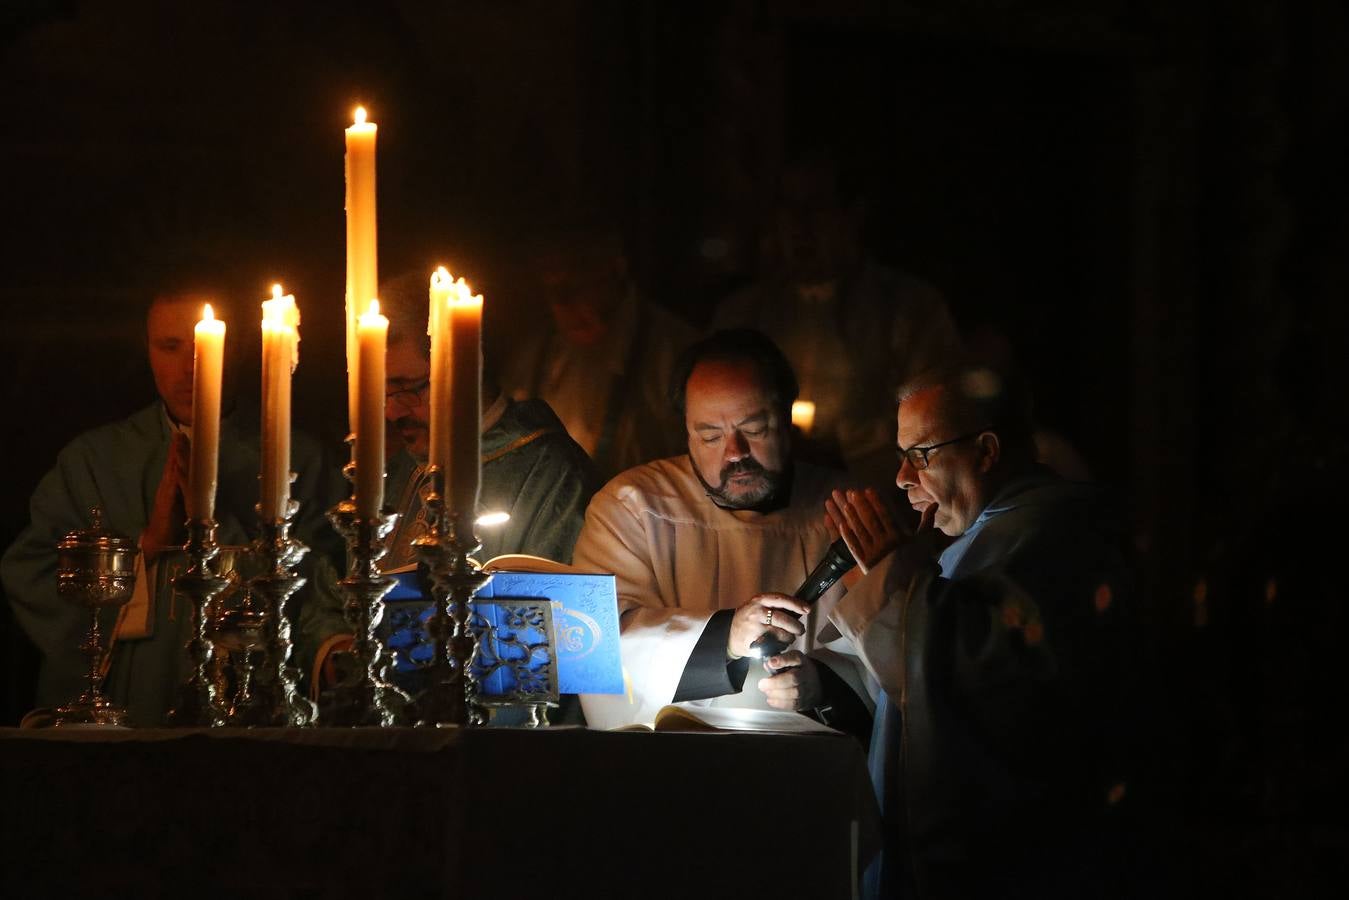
[714,155,962,491]
[497,226,696,482]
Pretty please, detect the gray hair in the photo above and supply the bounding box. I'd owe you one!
[897,361,1035,456]
[378,268,499,394]
[377,270,432,355]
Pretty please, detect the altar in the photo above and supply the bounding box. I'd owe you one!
[1,101,879,900]
[0,726,877,899]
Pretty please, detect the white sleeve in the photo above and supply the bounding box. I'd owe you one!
[828,551,939,702]
[573,488,714,728]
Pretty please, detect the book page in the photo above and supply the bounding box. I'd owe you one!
[481,554,577,574]
[652,705,839,735]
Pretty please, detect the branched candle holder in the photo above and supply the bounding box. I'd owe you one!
[214,503,313,726]
[412,470,490,727]
[256,504,314,728]
[167,519,229,727]
[324,500,409,726]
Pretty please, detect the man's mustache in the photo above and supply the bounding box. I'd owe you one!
[390,416,428,446]
[718,458,765,487]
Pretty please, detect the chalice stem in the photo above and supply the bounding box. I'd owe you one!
[82,606,104,704]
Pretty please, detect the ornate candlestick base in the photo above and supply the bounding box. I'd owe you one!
[324,502,409,726]
[412,481,489,727]
[240,507,316,727]
[211,588,271,726]
[167,519,229,727]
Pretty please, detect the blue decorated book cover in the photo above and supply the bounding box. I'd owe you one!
[384,555,624,695]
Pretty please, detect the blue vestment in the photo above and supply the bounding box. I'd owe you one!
[836,470,1136,898]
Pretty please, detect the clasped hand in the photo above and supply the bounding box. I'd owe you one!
[142,432,190,560]
[824,487,902,574]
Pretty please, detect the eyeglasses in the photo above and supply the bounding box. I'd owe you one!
[897,429,988,471]
[386,377,430,409]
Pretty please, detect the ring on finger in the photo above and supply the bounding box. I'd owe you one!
[766,609,774,627]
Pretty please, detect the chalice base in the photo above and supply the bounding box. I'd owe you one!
[52,695,128,728]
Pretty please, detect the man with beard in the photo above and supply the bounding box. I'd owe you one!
[575,329,873,731]
[304,271,599,694]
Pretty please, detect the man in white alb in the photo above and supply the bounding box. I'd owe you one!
[575,329,874,732]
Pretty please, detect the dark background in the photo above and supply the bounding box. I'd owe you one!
[3,1,1348,894]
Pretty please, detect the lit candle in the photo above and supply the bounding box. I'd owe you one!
[427,267,452,479]
[791,400,816,435]
[355,298,388,518]
[260,285,300,521]
[446,280,483,518]
[186,304,225,521]
[345,105,378,436]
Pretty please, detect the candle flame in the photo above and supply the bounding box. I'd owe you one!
[353,105,367,125]
[429,269,483,307]
[262,288,301,337]
[265,284,289,330]
[446,277,482,307]
[791,400,816,434]
[476,511,510,528]
[357,298,383,327]
[203,303,215,321]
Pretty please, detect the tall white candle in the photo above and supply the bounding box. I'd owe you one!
[345,105,378,436]
[261,284,300,521]
[355,298,388,518]
[428,267,452,478]
[187,304,225,521]
[446,281,483,518]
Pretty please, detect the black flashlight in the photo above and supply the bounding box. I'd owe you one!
[748,537,856,663]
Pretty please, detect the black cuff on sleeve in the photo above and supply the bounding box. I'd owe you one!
[672,609,750,702]
[809,658,873,748]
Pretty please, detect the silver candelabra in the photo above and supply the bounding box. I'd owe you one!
[323,495,409,726]
[167,518,229,727]
[411,470,490,727]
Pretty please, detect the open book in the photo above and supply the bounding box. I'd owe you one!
[619,704,841,735]
[481,554,580,575]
